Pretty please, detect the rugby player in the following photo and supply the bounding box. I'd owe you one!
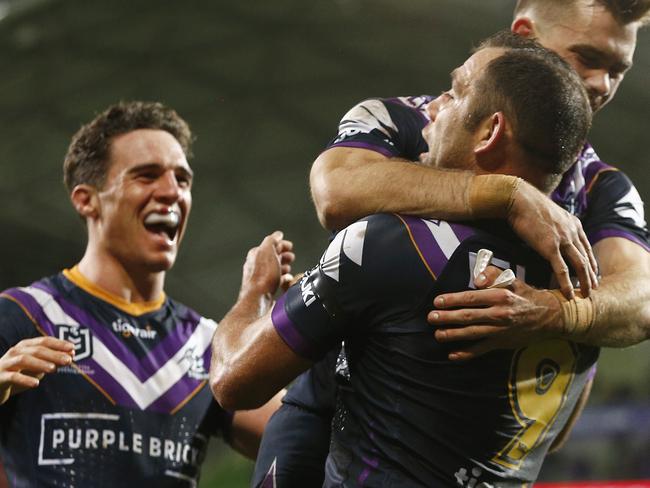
[0,101,292,487]
[253,1,650,485]
[212,33,595,485]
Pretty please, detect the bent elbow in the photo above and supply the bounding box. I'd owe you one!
[210,369,265,411]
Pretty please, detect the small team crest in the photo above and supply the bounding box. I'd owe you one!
[58,325,93,361]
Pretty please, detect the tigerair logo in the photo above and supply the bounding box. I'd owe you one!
[111,318,157,340]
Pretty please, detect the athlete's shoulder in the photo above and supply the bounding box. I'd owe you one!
[326,95,433,160]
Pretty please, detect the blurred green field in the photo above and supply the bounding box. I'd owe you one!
[199,439,253,487]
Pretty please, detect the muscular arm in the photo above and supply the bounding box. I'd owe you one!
[431,237,650,357]
[311,146,596,298]
[210,233,310,411]
[584,237,650,346]
[310,147,472,230]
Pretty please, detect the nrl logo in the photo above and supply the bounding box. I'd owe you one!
[58,325,93,362]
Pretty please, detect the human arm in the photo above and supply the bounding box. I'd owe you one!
[210,232,311,411]
[228,389,285,460]
[428,165,650,356]
[311,96,596,297]
[429,237,650,358]
[0,296,75,405]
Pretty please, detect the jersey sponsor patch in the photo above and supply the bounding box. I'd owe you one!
[38,411,206,473]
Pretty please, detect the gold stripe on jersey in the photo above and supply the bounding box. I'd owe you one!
[63,266,166,316]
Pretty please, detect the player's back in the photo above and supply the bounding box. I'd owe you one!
[319,213,598,487]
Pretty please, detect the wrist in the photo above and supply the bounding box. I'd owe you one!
[468,175,521,219]
[547,290,596,339]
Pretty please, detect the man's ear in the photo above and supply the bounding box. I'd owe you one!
[70,184,99,219]
[474,112,506,158]
[511,17,536,38]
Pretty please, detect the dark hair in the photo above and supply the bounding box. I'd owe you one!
[467,30,592,175]
[515,0,650,25]
[63,101,193,192]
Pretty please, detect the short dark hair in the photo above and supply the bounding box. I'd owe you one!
[63,101,193,192]
[515,0,650,25]
[467,31,592,175]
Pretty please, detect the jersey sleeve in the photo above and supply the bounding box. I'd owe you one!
[582,169,650,251]
[325,96,431,161]
[0,292,40,357]
[270,214,436,362]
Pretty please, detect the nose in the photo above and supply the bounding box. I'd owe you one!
[425,96,443,122]
[155,170,182,202]
[585,70,611,102]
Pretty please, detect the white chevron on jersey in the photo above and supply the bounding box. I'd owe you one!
[20,286,79,327]
[422,220,461,258]
[320,221,368,282]
[616,185,647,229]
[18,286,217,410]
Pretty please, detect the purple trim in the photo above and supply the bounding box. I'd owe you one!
[271,294,317,360]
[449,222,475,242]
[7,284,212,413]
[33,281,205,383]
[82,358,140,408]
[329,141,397,159]
[399,216,449,278]
[2,288,58,336]
[146,376,206,414]
[358,455,379,486]
[588,229,650,252]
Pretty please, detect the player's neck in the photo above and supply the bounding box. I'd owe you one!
[76,250,166,304]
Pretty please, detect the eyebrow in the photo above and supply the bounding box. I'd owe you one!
[129,162,194,179]
[571,44,633,72]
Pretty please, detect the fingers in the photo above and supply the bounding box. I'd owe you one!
[474,265,503,289]
[0,371,42,390]
[434,324,501,343]
[433,288,509,310]
[17,336,75,353]
[5,343,74,368]
[562,243,593,298]
[548,252,574,299]
[279,273,295,292]
[447,339,498,361]
[579,227,599,286]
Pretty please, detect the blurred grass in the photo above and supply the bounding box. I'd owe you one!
[199,438,254,487]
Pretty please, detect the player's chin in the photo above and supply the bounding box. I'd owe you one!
[145,253,177,273]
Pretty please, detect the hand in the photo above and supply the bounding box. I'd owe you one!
[239,231,296,302]
[508,181,598,299]
[0,336,74,405]
[429,266,564,361]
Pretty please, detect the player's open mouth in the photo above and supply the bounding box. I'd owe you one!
[144,209,180,241]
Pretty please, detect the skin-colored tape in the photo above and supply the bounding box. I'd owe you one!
[548,289,596,337]
[468,174,521,219]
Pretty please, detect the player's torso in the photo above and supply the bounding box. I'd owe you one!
[327,218,599,487]
[0,271,220,487]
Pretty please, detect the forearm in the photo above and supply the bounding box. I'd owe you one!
[310,147,474,230]
[210,292,272,410]
[578,270,650,346]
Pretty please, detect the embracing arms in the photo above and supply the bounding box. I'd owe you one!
[311,146,597,298]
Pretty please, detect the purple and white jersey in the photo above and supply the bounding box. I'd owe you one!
[329,96,649,251]
[271,214,598,486]
[0,267,229,487]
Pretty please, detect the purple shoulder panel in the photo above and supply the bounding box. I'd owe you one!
[271,293,318,360]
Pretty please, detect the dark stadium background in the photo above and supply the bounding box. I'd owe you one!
[0,0,648,484]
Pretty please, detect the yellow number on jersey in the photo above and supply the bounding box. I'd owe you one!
[493,340,578,469]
